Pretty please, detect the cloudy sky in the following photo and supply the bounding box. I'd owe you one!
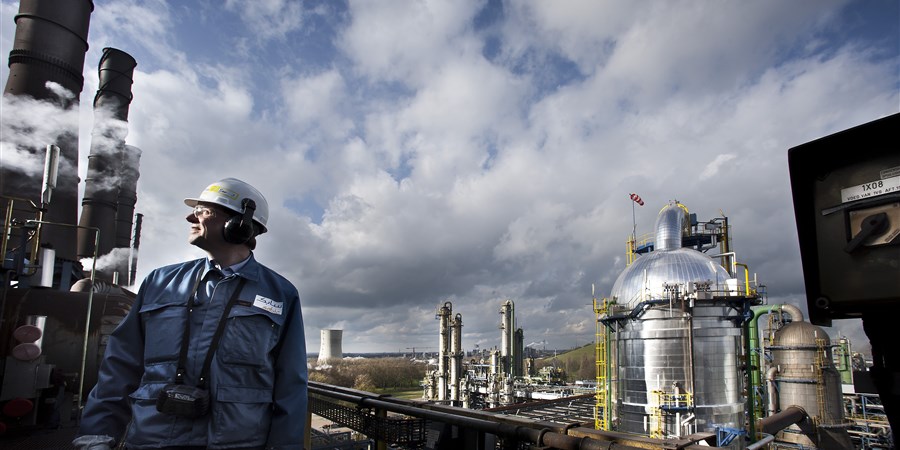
[1,0,897,354]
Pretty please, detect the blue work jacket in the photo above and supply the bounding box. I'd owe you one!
[78,255,308,449]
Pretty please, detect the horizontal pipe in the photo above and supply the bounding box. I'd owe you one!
[746,433,775,450]
[308,383,646,450]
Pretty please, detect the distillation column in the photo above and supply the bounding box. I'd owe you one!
[499,300,514,376]
[449,313,463,404]
[436,302,452,401]
[514,328,524,377]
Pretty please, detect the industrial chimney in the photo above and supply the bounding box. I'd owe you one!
[77,47,139,283]
[1,0,94,263]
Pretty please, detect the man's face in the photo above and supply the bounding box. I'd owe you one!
[186,202,228,250]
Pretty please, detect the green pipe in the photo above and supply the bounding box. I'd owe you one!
[749,305,778,415]
[745,305,779,443]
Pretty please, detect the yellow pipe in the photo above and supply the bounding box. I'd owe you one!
[735,262,752,296]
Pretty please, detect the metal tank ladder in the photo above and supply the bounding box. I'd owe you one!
[593,295,610,431]
[815,338,827,424]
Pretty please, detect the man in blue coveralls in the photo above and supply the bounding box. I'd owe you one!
[74,178,308,450]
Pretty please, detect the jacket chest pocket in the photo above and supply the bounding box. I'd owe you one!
[219,306,284,367]
[139,299,187,363]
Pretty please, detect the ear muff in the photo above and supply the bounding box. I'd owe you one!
[223,198,257,244]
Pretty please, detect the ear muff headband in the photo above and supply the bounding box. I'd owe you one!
[223,198,257,244]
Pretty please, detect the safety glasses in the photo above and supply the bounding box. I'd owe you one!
[192,205,217,219]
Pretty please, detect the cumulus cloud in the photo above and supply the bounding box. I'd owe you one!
[1,0,894,355]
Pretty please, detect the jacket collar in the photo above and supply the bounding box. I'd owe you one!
[198,253,261,283]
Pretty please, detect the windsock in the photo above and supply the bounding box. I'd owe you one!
[629,193,644,206]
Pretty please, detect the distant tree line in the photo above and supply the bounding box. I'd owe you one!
[308,349,597,392]
[309,357,425,391]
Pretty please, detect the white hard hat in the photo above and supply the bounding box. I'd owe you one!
[184,178,269,233]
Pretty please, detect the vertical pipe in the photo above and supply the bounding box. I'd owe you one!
[655,202,688,251]
[77,226,99,417]
[766,367,779,415]
[749,305,777,421]
[836,337,853,385]
[748,304,803,421]
[38,246,56,287]
[744,316,756,440]
[127,213,142,286]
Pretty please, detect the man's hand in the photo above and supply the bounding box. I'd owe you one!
[72,434,115,450]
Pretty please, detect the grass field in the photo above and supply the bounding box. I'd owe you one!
[378,387,424,399]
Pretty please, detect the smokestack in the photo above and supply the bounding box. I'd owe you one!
[77,48,137,280]
[115,145,141,250]
[1,0,94,262]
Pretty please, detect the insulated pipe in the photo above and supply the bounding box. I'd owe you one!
[766,367,779,416]
[655,202,689,251]
[2,0,94,262]
[758,405,807,435]
[778,304,803,322]
[709,252,737,278]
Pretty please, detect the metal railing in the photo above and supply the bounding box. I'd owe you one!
[308,382,726,450]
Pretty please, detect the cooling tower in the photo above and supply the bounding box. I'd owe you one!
[318,329,343,363]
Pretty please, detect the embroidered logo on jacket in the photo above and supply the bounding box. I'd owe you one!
[253,295,283,315]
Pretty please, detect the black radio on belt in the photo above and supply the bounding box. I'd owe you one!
[156,384,210,418]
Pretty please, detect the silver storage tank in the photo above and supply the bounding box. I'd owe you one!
[770,320,846,447]
[606,202,746,441]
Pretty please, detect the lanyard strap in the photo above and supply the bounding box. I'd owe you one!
[175,273,247,388]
